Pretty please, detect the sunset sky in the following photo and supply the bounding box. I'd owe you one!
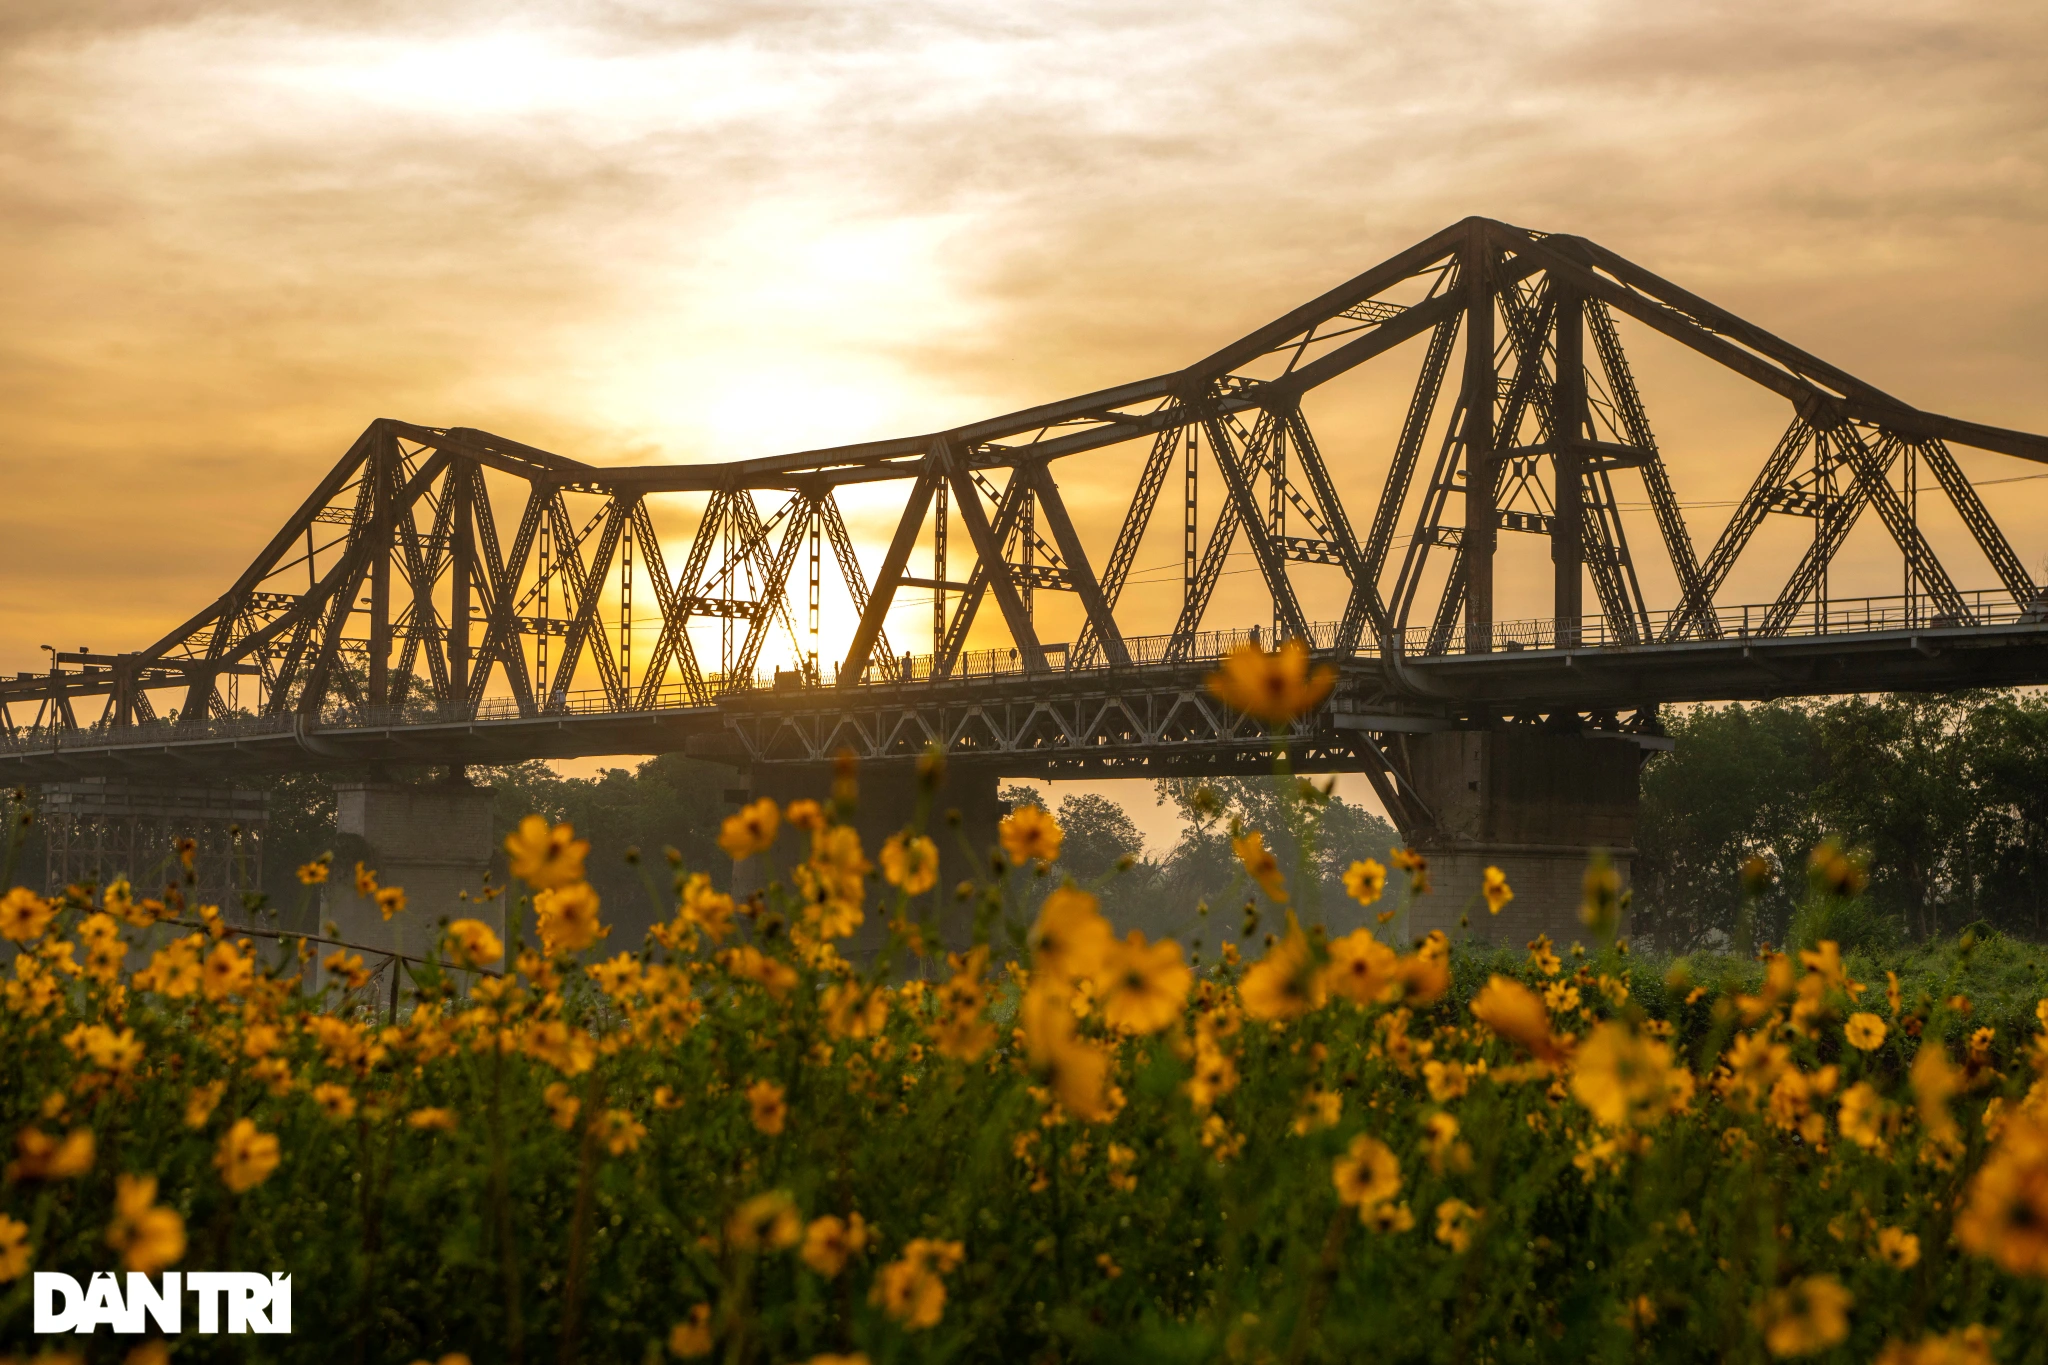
[4,1,2046,837]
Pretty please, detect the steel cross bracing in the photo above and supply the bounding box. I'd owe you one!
[8,217,2048,791]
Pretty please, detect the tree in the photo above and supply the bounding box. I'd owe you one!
[1634,701,1826,952]
[1052,792,1147,883]
[1146,776,1399,941]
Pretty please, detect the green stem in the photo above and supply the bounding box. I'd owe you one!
[490,1042,526,1364]
[557,1065,607,1365]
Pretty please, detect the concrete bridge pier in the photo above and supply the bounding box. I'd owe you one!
[739,759,1004,959]
[1399,728,1648,946]
[327,778,498,984]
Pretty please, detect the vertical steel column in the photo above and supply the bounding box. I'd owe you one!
[934,479,948,654]
[1461,223,1497,654]
[1019,484,1035,622]
[807,502,821,680]
[367,432,394,710]
[450,460,472,707]
[1269,419,1286,639]
[536,510,551,700]
[1903,444,1918,626]
[1183,425,1198,612]
[620,511,633,697]
[1552,283,1585,644]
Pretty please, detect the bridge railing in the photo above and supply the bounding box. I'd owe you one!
[6,589,2044,753]
[1423,587,2045,656]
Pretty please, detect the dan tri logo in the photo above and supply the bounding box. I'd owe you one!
[34,1272,292,1335]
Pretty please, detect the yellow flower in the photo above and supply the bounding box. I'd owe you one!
[1956,1112,2048,1277]
[1837,1082,1890,1151]
[880,832,939,895]
[1470,975,1563,1063]
[106,1174,185,1274]
[1754,1275,1852,1357]
[1423,1059,1470,1103]
[1292,1085,1342,1135]
[668,1303,713,1358]
[870,1238,964,1330]
[822,982,889,1040]
[184,1081,227,1130]
[721,945,799,999]
[1029,886,1112,986]
[6,1126,95,1182]
[0,1213,28,1281]
[504,815,589,890]
[375,885,407,920]
[296,856,331,885]
[1572,1021,1691,1129]
[1434,1199,1480,1253]
[324,950,372,992]
[1876,1226,1920,1269]
[719,798,782,861]
[726,1190,802,1252]
[801,1212,869,1277]
[1482,865,1512,915]
[544,1082,582,1131]
[1911,1042,1962,1148]
[200,940,252,1001]
[1389,847,1430,895]
[312,1083,357,1122]
[0,888,57,942]
[1186,1033,1239,1113]
[444,918,504,968]
[1232,830,1288,902]
[1323,929,1399,1006]
[1205,639,1335,724]
[1361,1199,1416,1233]
[214,1118,280,1193]
[1845,1012,1888,1051]
[1874,1326,1998,1365]
[597,1109,646,1156]
[1343,858,1386,907]
[1000,804,1063,866]
[1581,857,1622,937]
[1528,934,1562,977]
[1238,923,1325,1022]
[354,861,379,897]
[747,1079,788,1136]
[406,1107,458,1133]
[1332,1133,1401,1214]
[534,882,606,956]
[1097,931,1191,1035]
[1020,984,1114,1122]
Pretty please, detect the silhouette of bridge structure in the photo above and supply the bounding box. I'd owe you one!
[8,218,2047,936]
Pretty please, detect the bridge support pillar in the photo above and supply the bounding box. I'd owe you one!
[740,759,1003,960]
[328,779,497,983]
[1402,729,1640,946]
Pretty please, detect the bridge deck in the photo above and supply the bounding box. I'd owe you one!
[7,593,2046,781]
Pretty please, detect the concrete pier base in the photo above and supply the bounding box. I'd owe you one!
[1402,729,1641,945]
[740,759,1003,958]
[328,779,498,982]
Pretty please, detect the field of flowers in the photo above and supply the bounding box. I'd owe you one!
[1,646,2046,1364]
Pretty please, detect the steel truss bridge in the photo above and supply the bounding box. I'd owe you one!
[8,217,2048,830]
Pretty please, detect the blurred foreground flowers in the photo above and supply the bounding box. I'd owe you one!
[0,740,2046,1359]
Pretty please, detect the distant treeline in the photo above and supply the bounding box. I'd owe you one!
[1634,691,2048,952]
